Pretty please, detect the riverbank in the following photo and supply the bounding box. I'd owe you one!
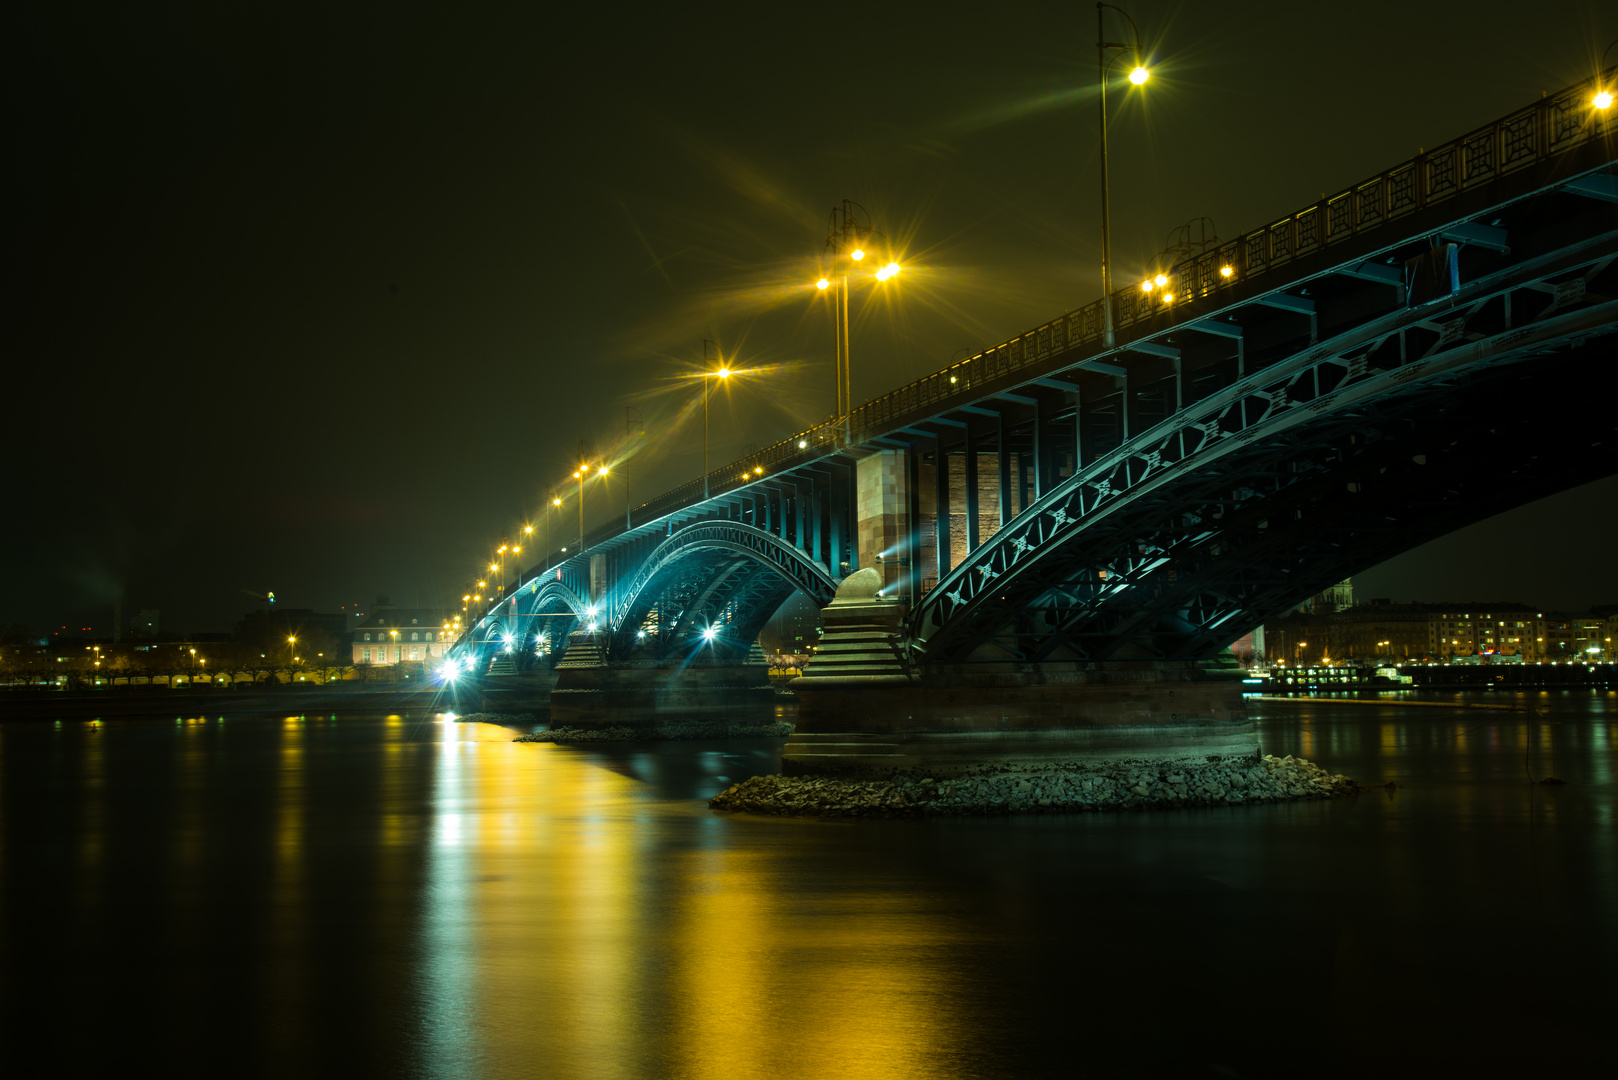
[710,753,1359,818]
[0,684,454,720]
[509,718,794,742]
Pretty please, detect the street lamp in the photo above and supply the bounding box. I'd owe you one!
[571,461,610,550]
[546,494,563,563]
[1096,2,1151,347]
[817,199,901,442]
[1595,39,1617,109]
[701,339,731,499]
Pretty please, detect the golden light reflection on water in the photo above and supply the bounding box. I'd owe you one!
[79,721,104,881]
[261,713,307,1068]
[407,718,966,1080]
[170,718,208,873]
[666,843,961,1080]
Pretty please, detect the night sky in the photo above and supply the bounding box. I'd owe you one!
[8,1,1616,636]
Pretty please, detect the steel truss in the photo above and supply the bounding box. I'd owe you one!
[914,235,1618,662]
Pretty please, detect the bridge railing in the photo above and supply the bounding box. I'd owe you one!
[843,68,1614,441]
[609,416,847,538]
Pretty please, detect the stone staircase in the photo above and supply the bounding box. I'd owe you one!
[796,569,910,680]
[555,631,607,669]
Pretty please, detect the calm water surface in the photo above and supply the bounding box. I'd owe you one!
[1,691,1613,1078]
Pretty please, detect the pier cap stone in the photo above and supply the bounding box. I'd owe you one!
[833,567,882,601]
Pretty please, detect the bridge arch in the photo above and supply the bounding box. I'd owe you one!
[505,578,589,667]
[451,577,590,668]
[609,522,840,661]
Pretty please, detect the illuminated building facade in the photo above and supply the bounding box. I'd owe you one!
[354,606,457,666]
[1540,613,1614,661]
[1263,600,1548,664]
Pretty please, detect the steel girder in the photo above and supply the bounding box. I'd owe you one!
[608,522,840,660]
[912,233,1618,663]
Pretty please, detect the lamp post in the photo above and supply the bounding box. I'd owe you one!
[1096,2,1150,348]
[701,339,731,499]
[815,200,901,442]
[548,494,562,563]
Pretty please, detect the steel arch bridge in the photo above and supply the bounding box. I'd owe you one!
[607,523,840,662]
[452,72,1618,675]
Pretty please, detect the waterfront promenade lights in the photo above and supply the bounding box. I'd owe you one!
[818,199,901,442]
[1096,2,1151,347]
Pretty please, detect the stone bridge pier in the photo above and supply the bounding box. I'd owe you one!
[784,574,1256,780]
[547,631,779,730]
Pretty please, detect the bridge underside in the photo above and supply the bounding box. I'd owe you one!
[614,556,798,665]
[919,340,1618,666]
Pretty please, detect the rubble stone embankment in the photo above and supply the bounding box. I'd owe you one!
[514,720,795,743]
[451,711,537,725]
[709,754,1358,818]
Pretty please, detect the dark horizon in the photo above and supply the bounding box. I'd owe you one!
[8,1,1615,637]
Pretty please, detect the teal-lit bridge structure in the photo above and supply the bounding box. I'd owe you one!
[451,72,1618,679]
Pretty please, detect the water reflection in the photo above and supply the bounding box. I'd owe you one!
[0,691,1612,1077]
[262,715,308,1070]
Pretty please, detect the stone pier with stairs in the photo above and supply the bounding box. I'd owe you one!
[785,569,1256,778]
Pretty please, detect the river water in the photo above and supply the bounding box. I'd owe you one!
[1,690,1613,1078]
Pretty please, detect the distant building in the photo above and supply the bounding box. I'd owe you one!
[353,605,457,666]
[759,593,823,656]
[1264,600,1544,665]
[1427,605,1542,659]
[1540,613,1612,661]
